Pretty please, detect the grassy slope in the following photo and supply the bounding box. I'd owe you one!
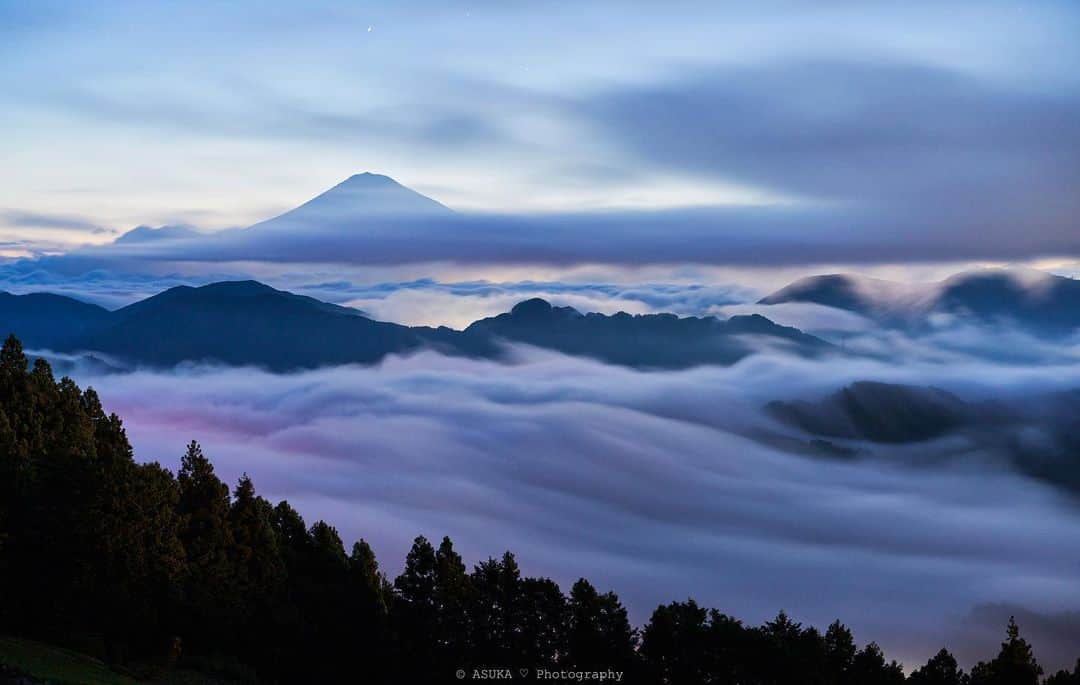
[0,636,138,685]
[0,637,242,685]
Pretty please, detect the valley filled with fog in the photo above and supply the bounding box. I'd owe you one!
[57,310,1080,671]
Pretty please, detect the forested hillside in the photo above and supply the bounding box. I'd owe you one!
[0,335,1075,684]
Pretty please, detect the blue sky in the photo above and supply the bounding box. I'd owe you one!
[1,0,1078,262]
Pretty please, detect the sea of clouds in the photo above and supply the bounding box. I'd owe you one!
[56,338,1080,672]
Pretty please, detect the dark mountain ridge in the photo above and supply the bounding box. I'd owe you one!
[0,291,112,349]
[759,269,1080,336]
[78,281,436,369]
[465,297,831,368]
[1,282,828,371]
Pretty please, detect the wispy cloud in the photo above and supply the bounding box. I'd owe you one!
[0,209,111,234]
[576,60,1080,260]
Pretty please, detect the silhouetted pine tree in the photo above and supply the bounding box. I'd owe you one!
[908,648,966,685]
[970,617,1043,685]
[469,552,528,666]
[347,539,392,682]
[296,521,356,679]
[640,599,713,684]
[824,621,858,684]
[176,440,237,652]
[847,642,905,685]
[565,578,638,673]
[93,460,186,660]
[0,336,31,628]
[1045,660,1080,685]
[266,500,310,678]
[228,473,285,668]
[434,536,474,668]
[518,576,567,668]
[393,535,441,678]
[759,610,830,685]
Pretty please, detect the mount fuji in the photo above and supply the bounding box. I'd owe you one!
[243,172,454,236]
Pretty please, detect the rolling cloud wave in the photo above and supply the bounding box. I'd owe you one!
[56,343,1080,672]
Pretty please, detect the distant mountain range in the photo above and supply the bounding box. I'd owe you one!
[759,269,1080,336]
[28,173,1078,337]
[7,171,1075,361]
[114,224,201,245]
[0,281,830,371]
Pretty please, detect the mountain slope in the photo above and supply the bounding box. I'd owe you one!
[464,298,832,368]
[77,281,431,370]
[0,291,111,349]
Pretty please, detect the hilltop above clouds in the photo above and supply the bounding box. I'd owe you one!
[759,268,1080,337]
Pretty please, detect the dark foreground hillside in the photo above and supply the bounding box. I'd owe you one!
[0,335,1075,684]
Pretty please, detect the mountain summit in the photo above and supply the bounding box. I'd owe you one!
[245,173,453,236]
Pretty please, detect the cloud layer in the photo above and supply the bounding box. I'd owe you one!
[65,344,1080,672]
[580,61,1080,257]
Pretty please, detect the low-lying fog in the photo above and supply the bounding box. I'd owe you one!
[63,339,1080,672]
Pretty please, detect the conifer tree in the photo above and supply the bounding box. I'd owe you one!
[1045,659,1080,685]
[566,578,637,672]
[176,440,237,650]
[393,535,440,673]
[518,576,567,667]
[229,473,285,608]
[434,536,473,662]
[228,473,285,666]
[969,617,1043,685]
[909,648,966,685]
[825,620,857,683]
[848,642,905,685]
[348,538,393,650]
[298,521,355,679]
[469,551,527,666]
[640,599,712,685]
[95,461,186,659]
